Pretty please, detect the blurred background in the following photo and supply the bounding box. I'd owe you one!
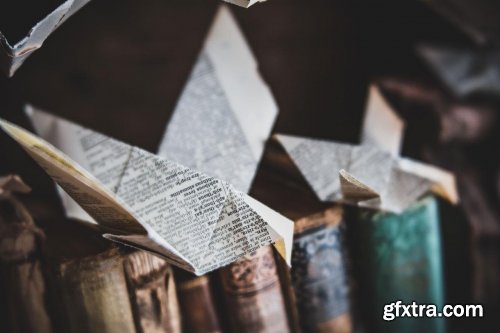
[0,0,499,332]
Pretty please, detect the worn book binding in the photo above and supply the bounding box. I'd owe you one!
[175,272,222,333]
[291,206,352,333]
[348,196,445,333]
[54,247,137,332]
[124,251,182,333]
[52,244,181,333]
[219,245,291,333]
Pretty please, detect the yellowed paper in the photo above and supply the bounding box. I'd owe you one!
[0,116,293,275]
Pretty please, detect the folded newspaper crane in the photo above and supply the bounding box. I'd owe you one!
[0,1,264,77]
[0,116,293,275]
[27,5,279,226]
[9,4,271,230]
[275,86,459,214]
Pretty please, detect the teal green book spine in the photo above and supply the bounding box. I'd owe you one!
[351,196,445,333]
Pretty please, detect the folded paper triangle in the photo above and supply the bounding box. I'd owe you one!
[0,115,293,275]
[274,85,458,213]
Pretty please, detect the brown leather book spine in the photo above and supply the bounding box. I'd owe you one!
[176,272,222,333]
[54,247,137,333]
[124,250,182,333]
[219,245,291,333]
[0,191,53,333]
[274,251,302,333]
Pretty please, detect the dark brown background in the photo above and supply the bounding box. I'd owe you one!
[0,0,494,331]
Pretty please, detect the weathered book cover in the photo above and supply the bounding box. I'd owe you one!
[291,206,352,333]
[219,245,291,333]
[250,139,340,333]
[54,247,137,333]
[51,243,182,333]
[124,250,181,333]
[348,196,445,333]
[175,271,222,333]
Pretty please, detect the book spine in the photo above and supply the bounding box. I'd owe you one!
[124,250,182,333]
[0,197,53,333]
[55,248,137,333]
[291,206,353,333]
[219,245,291,333]
[176,273,222,333]
[349,196,445,333]
[274,254,302,333]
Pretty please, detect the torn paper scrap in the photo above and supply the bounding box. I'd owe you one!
[223,0,267,8]
[0,114,293,275]
[158,5,277,194]
[361,85,404,156]
[275,134,457,213]
[0,0,91,77]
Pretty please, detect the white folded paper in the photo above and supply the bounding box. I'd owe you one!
[158,6,278,194]
[361,85,404,156]
[275,86,458,213]
[36,5,279,227]
[0,114,293,275]
[224,0,267,8]
[0,0,91,77]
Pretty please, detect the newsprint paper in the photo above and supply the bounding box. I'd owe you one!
[0,115,293,276]
[275,86,458,213]
[32,5,278,228]
[0,0,92,77]
[0,1,263,77]
[158,5,277,194]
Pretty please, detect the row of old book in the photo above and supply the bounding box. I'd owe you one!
[0,135,475,333]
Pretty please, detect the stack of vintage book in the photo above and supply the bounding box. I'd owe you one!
[0,0,498,333]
